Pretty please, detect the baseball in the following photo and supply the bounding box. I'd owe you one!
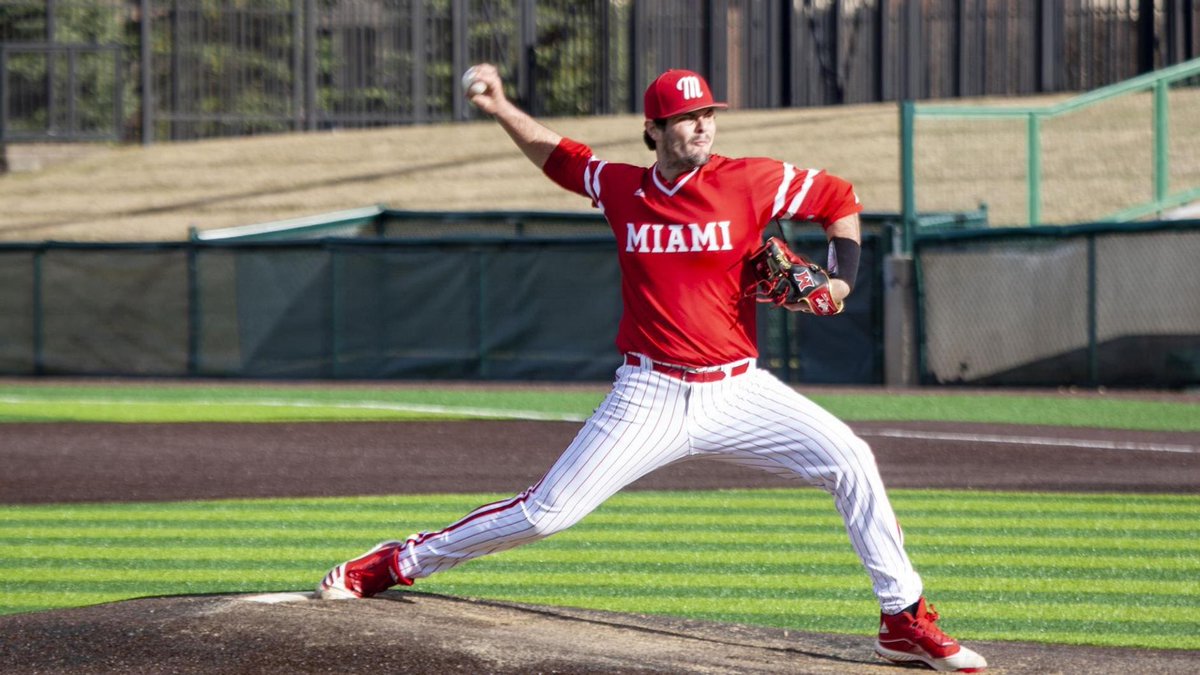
[462,68,486,96]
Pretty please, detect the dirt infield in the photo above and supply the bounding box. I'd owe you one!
[2,416,1198,673]
[4,420,1198,504]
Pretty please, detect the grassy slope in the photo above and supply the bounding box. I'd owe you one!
[5,104,912,241]
[6,89,1198,243]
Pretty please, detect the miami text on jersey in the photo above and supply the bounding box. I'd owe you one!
[625,221,734,253]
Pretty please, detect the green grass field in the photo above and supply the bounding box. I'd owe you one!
[2,382,1198,651]
[3,490,1197,650]
[1,383,1197,430]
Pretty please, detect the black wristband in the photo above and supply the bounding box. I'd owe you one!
[827,237,861,291]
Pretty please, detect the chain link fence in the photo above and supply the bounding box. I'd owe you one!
[2,0,1197,144]
[916,220,1200,387]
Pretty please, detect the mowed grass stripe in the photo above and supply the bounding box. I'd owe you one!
[0,488,1190,518]
[7,574,1197,627]
[4,505,1194,523]
[4,524,1186,544]
[3,384,1197,431]
[4,550,1196,585]
[2,525,1194,551]
[4,564,1193,603]
[0,386,604,422]
[578,489,1198,513]
[13,539,1190,572]
[4,536,1195,575]
[1,488,1197,650]
[4,529,1195,558]
[2,507,1192,530]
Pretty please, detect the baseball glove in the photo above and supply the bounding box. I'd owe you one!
[746,237,844,316]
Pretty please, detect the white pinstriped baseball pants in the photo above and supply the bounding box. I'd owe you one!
[396,358,923,612]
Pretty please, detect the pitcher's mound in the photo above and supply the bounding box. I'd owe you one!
[2,592,1197,673]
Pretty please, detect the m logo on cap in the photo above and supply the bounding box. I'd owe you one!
[677,76,703,100]
[643,69,727,120]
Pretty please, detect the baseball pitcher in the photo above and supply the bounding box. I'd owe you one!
[317,65,987,673]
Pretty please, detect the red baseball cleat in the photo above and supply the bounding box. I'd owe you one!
[875,597,987,672]
[316,540,414,599]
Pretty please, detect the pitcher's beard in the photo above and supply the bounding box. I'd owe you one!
[658,135,713,178]
[666,149,710,173]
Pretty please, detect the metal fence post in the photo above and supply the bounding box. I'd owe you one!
[169,0,179,140]
[1039,0,1062,92]
[899,100,916,253]
[186,244,199,376]
[883,252,918,387]
[1,47,8,146]
[113,47,123,140]
[1027,112,1041,225]
[47,0,57,135]
[475,248,488,377]
[629,0,643,115]
[412,0,427,122]
[292,0,303,131]
[902,0,921,100]
[328,245,339,378]
[452,0,468,121]
[876,0,891,101]
[1086,234,1098,385]
[954,0,967,96]
[32,248,44,375]
[1154,78,1170,208]
[705,0,729,103]
[519,0,536,114]
[830,0,843,104]
[599,0,611,114]
[66,47,78,136]
[140,0,152,144]
[305,0,316,131]
[1138,0,1156,73]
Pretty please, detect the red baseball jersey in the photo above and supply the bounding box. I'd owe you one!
[543,137,862,367]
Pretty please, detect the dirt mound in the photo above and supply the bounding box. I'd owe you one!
[3,591,1196,674]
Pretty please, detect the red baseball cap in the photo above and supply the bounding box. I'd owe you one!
[643,69,727,120]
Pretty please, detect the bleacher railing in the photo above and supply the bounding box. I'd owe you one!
[900,57,1200,252]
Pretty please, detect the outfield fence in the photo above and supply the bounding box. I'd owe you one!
[0,229,886,383]
[2,211,1198,387]
[915,219,1200,387]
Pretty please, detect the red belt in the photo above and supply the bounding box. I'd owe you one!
[624,353,751,383]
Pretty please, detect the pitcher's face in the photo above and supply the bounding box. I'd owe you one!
[649,107,717,171]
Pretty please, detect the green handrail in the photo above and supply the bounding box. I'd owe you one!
[900,56,1200,249]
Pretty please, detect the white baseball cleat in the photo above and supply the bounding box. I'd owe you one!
[316,540,413,600]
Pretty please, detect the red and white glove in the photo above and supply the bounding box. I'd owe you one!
[745,237,844,316]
